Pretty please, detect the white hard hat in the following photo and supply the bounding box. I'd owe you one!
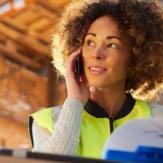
[102,118,163,159]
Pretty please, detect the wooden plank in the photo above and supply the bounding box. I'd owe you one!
[0,41,43,70]
[1,17,27,33]
[29,4,59,21]
[40,24,56,37]
[36,21,55,34]
[8,7,28,19]
[28,17,51,31]
[29,23,56,43]
[0,23,48,57]
[36,0,60,13]
[46,0,69,8]
[37,0,69,11]
[28,30,49,45]
[3,5,57,31]
[11,9,40,24]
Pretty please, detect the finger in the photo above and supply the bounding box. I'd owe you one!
[69,47,82,60]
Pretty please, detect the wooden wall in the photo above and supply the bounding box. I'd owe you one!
[0,0,69,149]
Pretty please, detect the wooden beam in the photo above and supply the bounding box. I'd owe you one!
[0,42,43,70]
[0,23,49,57]
[28,30,49,45]
[28,17,51,31]
[1,17,27,33]
[1,15,52,44]
[36,0,60,13]
[29,4,59,21]
[9,8,41,25]
[46,0,69,8]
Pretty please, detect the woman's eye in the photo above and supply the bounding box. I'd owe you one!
[86,39,95,47]
[107,43,119,49]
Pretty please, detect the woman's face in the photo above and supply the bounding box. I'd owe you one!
[82,16,130,89]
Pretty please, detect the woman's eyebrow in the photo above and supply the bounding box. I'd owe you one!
[86,32,121,41]
[106,36,122,41]
[86,33,96,37]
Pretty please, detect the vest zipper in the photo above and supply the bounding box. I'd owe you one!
[109,118,114,133]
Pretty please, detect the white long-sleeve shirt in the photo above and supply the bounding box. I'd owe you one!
[32,98,84,155]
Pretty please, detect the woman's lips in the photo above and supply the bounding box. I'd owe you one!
[88,66,107,75]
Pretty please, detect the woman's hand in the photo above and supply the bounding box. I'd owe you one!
[65,47,90,105]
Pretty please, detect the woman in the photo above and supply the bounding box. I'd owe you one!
[29,0,163,159]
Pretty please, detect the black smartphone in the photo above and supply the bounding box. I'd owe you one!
[74,54,84,79]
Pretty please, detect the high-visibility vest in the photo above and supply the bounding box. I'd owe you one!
[29,98,154,158]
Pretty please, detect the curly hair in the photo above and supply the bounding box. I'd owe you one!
[51,0,163,100]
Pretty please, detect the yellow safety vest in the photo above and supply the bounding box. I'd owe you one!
[29,96,151,159]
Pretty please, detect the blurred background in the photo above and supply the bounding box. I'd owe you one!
[0,0,162,150]
[0,0,68,149]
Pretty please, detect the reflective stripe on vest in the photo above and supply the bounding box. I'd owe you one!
[30,99,151,158]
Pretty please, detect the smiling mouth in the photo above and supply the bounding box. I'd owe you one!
[88,66,107,75]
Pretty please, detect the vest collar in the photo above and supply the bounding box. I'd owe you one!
[84,94,136,119]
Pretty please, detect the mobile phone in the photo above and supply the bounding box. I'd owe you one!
[74,54,84,79]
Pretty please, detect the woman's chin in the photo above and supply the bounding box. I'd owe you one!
[86,74,110,88]
[87,80,106,88]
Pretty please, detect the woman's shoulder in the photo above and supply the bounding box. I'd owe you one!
[31,105,62,124]
[148,101,163,118]
[134,97,162,109]
[51,105,62,122]
[149,101,163,109]
[32,105,62,116]
[30,105,63,133]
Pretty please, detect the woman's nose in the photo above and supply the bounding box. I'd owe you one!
[92,48,106,60]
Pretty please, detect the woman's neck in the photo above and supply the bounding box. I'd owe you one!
[90,85,127,118]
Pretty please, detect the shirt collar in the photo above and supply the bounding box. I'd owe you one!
[84,94,136,119]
